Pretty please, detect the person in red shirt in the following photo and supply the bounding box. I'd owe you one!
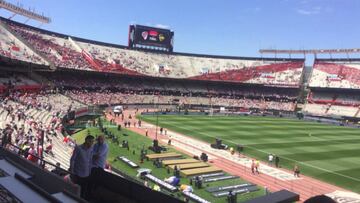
[27,143,38,164]
[45,139,54,157]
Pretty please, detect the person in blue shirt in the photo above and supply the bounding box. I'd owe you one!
[69,135,94,199]
[92,135,109,169]
[88,135,109,196]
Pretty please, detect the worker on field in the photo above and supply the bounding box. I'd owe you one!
[251,160,256,174]
[268,154,274,166]
[230,147,235,155]
[255,159,260,174]
[294,164,300,177]
[275,155,280,168]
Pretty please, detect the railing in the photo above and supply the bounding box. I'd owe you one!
[0,142,71,175]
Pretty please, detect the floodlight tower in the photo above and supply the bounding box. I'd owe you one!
[0,0,51,25]
[259,48,360,58]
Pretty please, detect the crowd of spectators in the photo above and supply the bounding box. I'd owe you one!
[78,41,304,85]
[0,90,84,170]
[6,22,92,70]
[35,71,299,111]
[191,62,303,86]
[0,24,47,65]
[1,18,304,87]
[64,89,296,111]
[304,90,360,117]
[308,91,360,107]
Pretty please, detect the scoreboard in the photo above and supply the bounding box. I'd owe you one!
[128,24,174,52]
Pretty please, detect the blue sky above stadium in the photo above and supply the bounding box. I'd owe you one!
[1,0,359,59]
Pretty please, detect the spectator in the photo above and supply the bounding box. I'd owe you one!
[88,135,109,194]
[69,135,94,199]
[27,143,38,164]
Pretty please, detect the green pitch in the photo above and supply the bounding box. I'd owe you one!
[140,114,360,193]
[72,119,265,203]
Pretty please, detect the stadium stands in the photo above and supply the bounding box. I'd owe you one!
[305,59,360,117]
[35,71,298,111]
[0,17,305,87]
[190,61,304,86]
[309,59,360,89]
[7,22,93,70]
[0,22,48,65]
[2,16,360,203]
[0,82,85,170]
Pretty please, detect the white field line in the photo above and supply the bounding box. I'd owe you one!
[154,121,360,183]
[142,123,298,181]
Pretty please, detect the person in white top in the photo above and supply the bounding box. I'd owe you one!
[88,135,109,196]
[268,154,274,166]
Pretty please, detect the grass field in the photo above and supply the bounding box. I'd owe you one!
[72,119,265,203]
[139,114,360,193]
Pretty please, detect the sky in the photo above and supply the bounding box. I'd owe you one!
[1,0,360,60]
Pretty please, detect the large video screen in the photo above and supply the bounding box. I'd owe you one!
[129,25,174,52]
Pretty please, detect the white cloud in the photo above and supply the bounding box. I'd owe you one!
[296,7,321,15]
[296,5,333,16]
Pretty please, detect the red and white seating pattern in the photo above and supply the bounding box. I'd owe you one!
[309,60,360,89]
[0,19,304,86]
[190,61,304,86]
[0,23,48,65]
[7,22,92,70]
[78,40,304,85]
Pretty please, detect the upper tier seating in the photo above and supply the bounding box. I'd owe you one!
[0,23,48,65]
[79,41,304,85]
[7,22,92,70]
[190,61,304,86]
[0,19,304,86]
[309,60,360,89]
